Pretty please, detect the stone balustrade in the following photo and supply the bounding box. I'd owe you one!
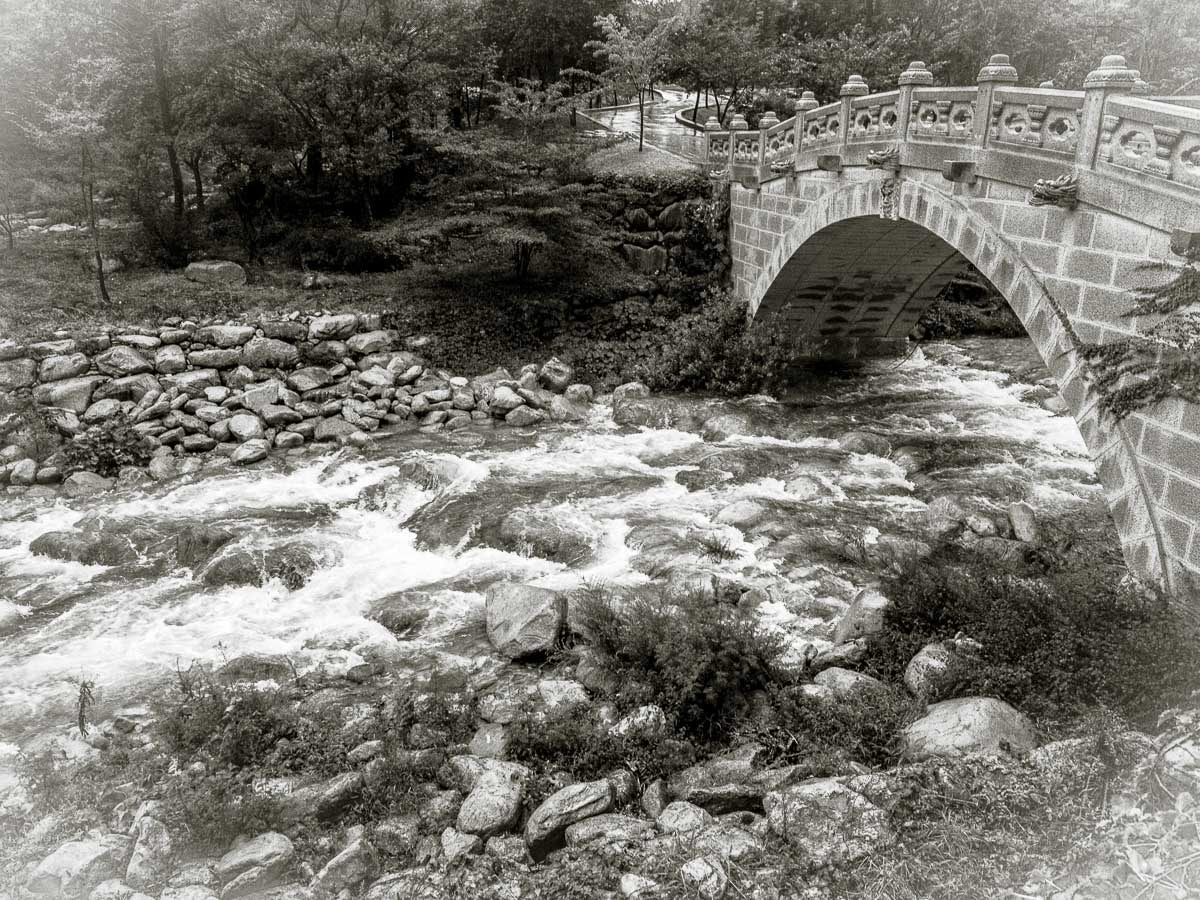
[701,53,1200,206]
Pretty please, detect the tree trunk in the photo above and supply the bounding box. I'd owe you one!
[693,85,700,122]
[81,141,109,306]
[188,156,204,211]
[152,26,185,225]
[639,91,645,151]
[306,143,323,185]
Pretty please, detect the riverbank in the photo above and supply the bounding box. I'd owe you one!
[2,340,1198,899]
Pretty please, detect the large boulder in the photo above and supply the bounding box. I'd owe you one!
[347,330,393,355]
[564,814,655,847]
[93,373,161,402]
[1008,500,1040,543]
[497,509,594,563]
[125,816,173,892]
[215,832,294,887]
[537,358,573,393]
[309,835,378,897]
[763,779,893,866]
[185,260,246,286]
[198,542,324,590]
[903,635,982,702]
[39,353,91,382]
[30,529,144,566]
[175,523,236,569]
[484,583,566,659]
[900,697,1036,760]
[831,588,890,644]
[0,357,37,390]
[308,314,358,341]
[24,834,133,899]
[524,778,614,859]
[34,375,108,413]
[62,471,114,497]
[155,345,187,374]
[96,346,152,377]
[456,762,529,838]
[241,337,300,369]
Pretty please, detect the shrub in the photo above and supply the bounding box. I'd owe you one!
[507,715,697,807]
[633,288,814,395]
[274,223,409,272]
[166,768,283,850]
[575,588,784,742]
[748,683,919,771]
[62,412,153,477]
[0,393,59,462]
[865,547,1200,727]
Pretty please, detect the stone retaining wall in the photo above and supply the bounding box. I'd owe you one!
[0,312,594,495]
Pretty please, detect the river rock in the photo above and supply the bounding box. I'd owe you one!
[287,366,332,393]
[39,353,91,382]
[231,439,270,465]
[904,635,982,702]
[34,375,108,413]
[185,260,246,285]
[763,778,893,865]
[315,417,357,442]
[310,835,378,897]
[484,583,566,659]
[610,705,667,739]
[564,813,655,847]
[94,347,150,379]
[900,697,1036,760]
[838,431,892,456]
[347,330,393,354]
[812,666,887,700]
[125,817,173,892]
[198,542,322,590]
[1008,500,1039,543]
[0,357,37,390]
[228,414,265,442]
[831,588,890,643]
[468,723,510,759]
[680,855,726,900]
[308,314,358,341]
[9,457,36,486]
[175,524,235,569]
[612,381,650,404]
[524,778,614,859]
[925,495,967,537]
[456,762,528,837]
[24,833,133,899]
[489,386,524,413]
[82,398,122,424]
[279,772,364,824]
[657,801,715,834]
[94,373,160,402]
[155,345,187,374]
[62,471,114,497]
[241,337,299,369]
[505,406,545,427]
[538,358,573,393]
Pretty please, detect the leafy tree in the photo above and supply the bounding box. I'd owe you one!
[589,11,679,151]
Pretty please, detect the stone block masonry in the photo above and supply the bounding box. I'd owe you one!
[0,312,594,496]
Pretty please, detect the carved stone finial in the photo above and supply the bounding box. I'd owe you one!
[1039,80,1055,89]
[794,90,819,113]
[840,75,870,97]
[866,145,901,172]
[1028,172,1079,209]
[1131,71,1152,95]
[729,113,749,130]
[759,111,780,130]
[703,116,722,131]
[1084,54,1138,90]
[977,53,1018,84]
[899,61,934,86]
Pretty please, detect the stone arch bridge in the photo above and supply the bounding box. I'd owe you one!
[701,55,1200,602]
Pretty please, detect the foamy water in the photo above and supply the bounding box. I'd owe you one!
[0,340,1110,743]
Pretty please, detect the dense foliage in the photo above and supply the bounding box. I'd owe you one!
[865,545,1200,727]
[61,413,153,477]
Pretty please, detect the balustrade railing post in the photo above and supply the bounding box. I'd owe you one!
[729,112,748,182]
[793,90,818,170]
[896,61,933,147]
[1077,54,1138,170]
[838,75,869,150]
[974,54,1018,147]
[758,110,779,180]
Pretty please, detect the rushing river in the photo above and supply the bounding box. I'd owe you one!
[0,339,1112,748]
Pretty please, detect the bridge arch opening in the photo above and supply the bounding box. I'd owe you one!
[742,178,1184,594]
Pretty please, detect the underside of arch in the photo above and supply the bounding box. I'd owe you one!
[753,215,972,346]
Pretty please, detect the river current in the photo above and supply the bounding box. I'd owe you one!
[0,339,1111,753]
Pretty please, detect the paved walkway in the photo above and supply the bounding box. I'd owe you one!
[581,89,709,161]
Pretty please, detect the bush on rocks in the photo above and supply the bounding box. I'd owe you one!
[62,412,153,477]
[575,588,783,742]
[865,546,1200,727]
